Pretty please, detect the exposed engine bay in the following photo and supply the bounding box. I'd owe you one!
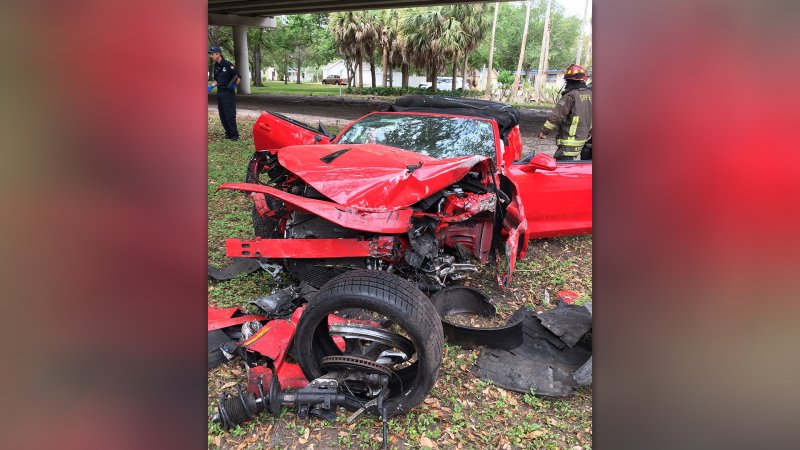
[219,145,527,291]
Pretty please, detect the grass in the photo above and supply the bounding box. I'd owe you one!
[207,115,592,449]
[248,81,349,96]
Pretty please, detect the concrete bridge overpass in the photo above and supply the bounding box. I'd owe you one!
[208,0,508,93]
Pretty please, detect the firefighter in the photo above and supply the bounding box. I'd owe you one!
[209,47,240,141]
[538,64,592,160]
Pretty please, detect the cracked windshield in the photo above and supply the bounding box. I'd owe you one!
[337,114,495,158]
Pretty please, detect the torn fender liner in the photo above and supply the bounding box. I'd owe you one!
[573,356,592,386]
[430,286,526,350]
[208,329,231,370]
[218,183,412,233]
[474,310,591,396]
[208,258,262,280]
[537,302,593,348]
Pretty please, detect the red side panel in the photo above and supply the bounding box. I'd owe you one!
[253,112,331,150]
[509,162,592,238]
[218,183,413,233]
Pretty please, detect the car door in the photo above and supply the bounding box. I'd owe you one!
[507,157,592,238]
[253,111,332,150]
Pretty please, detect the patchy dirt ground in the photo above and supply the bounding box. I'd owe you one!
[209,93,558,157]
[207,111,592,450]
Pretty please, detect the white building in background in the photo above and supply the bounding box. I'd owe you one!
[322,60,427,87]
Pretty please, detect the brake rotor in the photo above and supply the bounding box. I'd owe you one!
[320,355,394,378]
[329,324,415,360]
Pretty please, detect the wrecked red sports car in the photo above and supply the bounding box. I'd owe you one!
[210,97,591,435]
[219,95,591,289]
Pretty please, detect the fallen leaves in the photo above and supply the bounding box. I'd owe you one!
[298,427,310,444]
[419,435,437,448]
[236,436,258,450]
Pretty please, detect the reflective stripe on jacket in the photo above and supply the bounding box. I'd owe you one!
[541,87,592,149]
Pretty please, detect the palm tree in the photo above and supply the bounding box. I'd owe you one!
[443,4,489,90]
[358,13,380,88]
[402,9,449,92]
[390,23,411,88]
[330,12,360,86]
[438,16,467,91]
[377,10,400,87]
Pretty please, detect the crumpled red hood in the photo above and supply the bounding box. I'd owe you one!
[276,143,490,211]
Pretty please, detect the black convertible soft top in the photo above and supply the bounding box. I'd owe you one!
[387,95,521,143]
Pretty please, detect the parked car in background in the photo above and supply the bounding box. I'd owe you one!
[322,74,348,85]
[418,77,465,91]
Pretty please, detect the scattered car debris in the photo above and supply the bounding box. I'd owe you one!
[209,271,444,450]
[257,261,283,278]
[430,286,527,350]
[208,258,262,280]
[208,306,268,370]
[556,290,579,304]
[208,258,285,281]
[474,302,592,396]
[537,301,592,348]
[249,282,317,318]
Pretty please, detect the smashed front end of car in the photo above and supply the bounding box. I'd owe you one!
[218,140,527,290]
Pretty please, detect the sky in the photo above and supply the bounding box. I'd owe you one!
[555,0,592,19]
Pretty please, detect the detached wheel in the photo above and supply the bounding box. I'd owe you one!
[294,270,444,416]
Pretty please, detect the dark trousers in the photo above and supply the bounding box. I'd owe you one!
[216,88,239,139]
[554,146,580,161]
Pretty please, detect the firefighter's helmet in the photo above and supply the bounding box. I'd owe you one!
[564,64,589,81]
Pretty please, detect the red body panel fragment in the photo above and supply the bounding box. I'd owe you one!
[207,306,267,332]
[218,183,413,233]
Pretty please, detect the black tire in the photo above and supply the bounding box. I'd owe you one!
[294,270,444,416]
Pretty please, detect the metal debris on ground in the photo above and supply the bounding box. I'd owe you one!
[208,258,284,280]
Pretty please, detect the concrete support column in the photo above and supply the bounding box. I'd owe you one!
[232,26,251,94]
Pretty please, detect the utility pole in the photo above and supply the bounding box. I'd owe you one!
[534,0,552,97]
[575,0,589,64]
[512,0,532,94]
[485,2,500,95]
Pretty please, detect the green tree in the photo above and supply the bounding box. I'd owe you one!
[330,11,360,86]
[443,4,490,90]
[264,15,336,85]
[469,1,582,76]
[402,8,450,92]
[331,11,378,87]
